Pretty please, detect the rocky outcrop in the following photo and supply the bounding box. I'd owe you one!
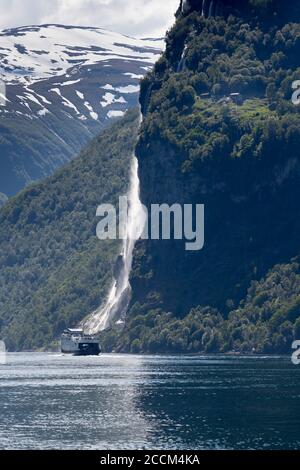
[177,0,224,17]
[176,0,300,21]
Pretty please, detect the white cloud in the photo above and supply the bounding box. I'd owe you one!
[0,0,179,37]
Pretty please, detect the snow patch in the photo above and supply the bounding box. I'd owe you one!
[76,90,84,100]
[60,79,81,86]
[102,84,115,91]
[123,72,144,79]
[107,110,125,118]
[62,96,80,114]
[90,111,98,120]
[28,90,51,105]
[24,92,43,107]
[84,101,98,120]
[0,25,163,86]
[115,85,139,94]
[50,87,62,96]
[38,108,49,116]
[100,92,127,107]
[51,88,79,114]
[0,92,10,103]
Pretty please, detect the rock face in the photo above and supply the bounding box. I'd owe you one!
[177,0,225,17]
[177,0,300,21]
[122,0,300,353]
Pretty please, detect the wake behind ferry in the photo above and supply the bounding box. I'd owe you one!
[61,328,101,356]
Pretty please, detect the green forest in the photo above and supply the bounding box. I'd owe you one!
[0,109,140,350]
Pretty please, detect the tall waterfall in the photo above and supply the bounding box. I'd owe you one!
[83,141,146,334]
[177,44,188,72]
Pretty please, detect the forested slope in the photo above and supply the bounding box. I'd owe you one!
[0,109,139,350]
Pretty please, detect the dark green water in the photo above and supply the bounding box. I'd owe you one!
[0,353,299,449]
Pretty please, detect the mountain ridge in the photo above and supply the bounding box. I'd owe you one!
[0,108,140,351]
[0,24,163,196]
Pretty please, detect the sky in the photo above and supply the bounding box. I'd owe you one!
[0,0,180,37]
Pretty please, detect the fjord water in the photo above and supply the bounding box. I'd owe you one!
[0,354,299,450]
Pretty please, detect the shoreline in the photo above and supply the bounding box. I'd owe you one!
[3,351,291,358]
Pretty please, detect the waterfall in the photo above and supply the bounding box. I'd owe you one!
[83,134,146,334]
[180,0,219,18]
[177,44,188,72]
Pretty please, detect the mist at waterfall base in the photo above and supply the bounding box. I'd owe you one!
[83,156,146,334]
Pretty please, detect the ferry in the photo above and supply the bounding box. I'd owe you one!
[61,328,101,356]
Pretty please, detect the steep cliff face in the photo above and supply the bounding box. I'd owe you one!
[108,0,300,354]
[177,0,300,22]
[177,0,242,18]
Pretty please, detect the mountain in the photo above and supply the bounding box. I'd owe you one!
[3,0,300,354]
[0,24,163,196]
[0,108,140,351]
[99,0,300,354]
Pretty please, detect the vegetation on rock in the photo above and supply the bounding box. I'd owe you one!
[100,3,300,354]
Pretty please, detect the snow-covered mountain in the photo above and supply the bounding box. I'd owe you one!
[0,24,163,197]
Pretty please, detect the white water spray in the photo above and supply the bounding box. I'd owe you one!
[177,44,188,72]
[83,146,146,334]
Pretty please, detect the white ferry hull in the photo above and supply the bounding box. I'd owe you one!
[61,329,101,356]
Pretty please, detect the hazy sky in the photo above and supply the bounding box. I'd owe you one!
[0,0,179,37]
